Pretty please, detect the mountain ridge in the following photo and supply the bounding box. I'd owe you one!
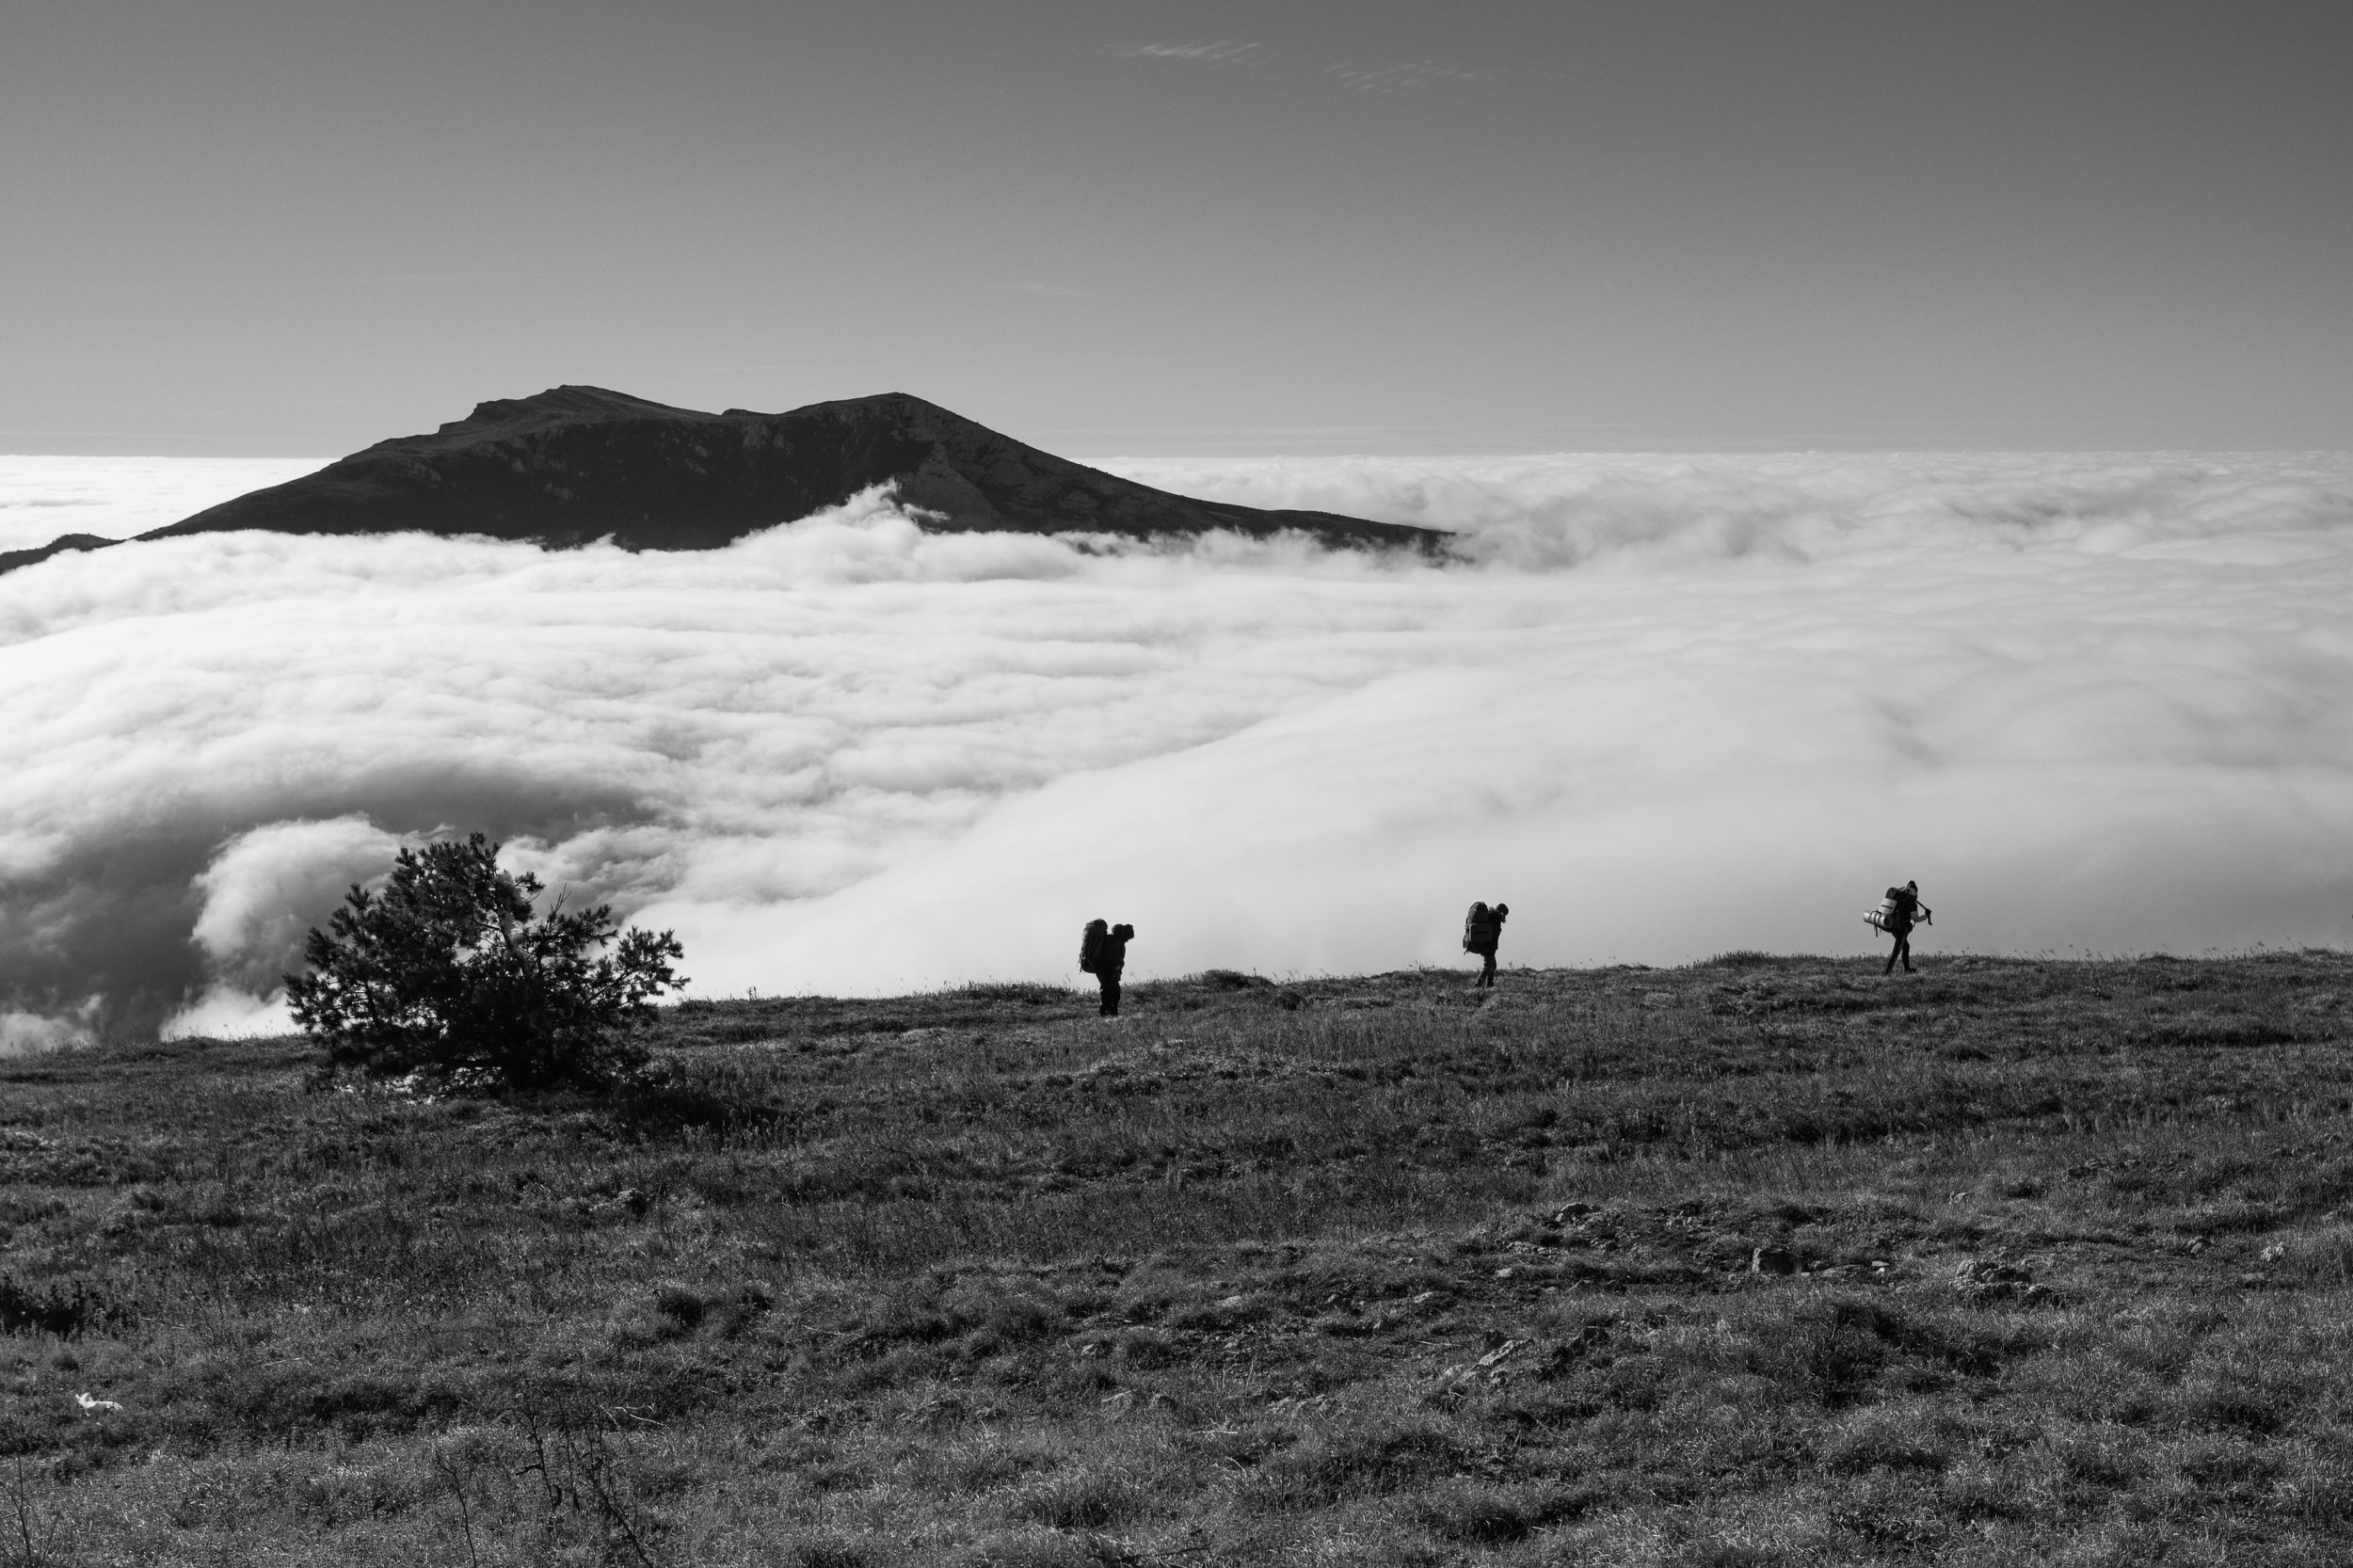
[3,389,1436,572]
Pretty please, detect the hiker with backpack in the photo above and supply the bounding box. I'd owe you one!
[1078,919,1135,1017]
[1870,880,1930,975]
[1463,901,1509,989]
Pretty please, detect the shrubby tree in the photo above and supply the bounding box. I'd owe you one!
[286,834,684,1093]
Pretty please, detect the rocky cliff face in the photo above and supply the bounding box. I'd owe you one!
[123,387,1435,553]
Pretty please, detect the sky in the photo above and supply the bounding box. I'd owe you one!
[3,4,2351,1045]
[5,453,2349,1046]
[6,0,2351,456]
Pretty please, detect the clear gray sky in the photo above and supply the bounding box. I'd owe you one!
[7,0,2349,456]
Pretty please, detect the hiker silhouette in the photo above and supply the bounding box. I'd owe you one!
[1464,901,1510,988]
[1876,880,1930,974]
[1078,920,1134,1016]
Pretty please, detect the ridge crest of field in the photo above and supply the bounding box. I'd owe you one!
[7,952,2353,1563]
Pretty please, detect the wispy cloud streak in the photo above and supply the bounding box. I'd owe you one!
[1120,41,1264,65]
[1321,58,1486,92]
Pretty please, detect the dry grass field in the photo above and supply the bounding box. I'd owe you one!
[6,951,2353,1566]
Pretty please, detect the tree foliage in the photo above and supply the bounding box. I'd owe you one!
[285,834,684,1092]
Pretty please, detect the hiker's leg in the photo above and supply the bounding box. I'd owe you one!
[1104,975,1121,1016]
[1481,952,1497,988]
[1884,936,1898,975]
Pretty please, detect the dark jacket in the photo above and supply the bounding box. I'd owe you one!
[1099,923,1133,975]
[1883,887,1920,931]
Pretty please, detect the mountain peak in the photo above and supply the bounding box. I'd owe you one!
[119,390,1434,554]
[445,385,698,434]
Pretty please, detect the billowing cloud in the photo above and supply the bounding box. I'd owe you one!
[3,455,2350,1036]
[1,1000,98,1059]
[189,817,401,974]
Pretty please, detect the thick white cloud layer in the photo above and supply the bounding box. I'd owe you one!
[1,454,2348,1039]
[0,456,325,551]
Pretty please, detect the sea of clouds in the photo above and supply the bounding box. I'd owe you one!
[0,456,322,552]
[2,450,2349,1048]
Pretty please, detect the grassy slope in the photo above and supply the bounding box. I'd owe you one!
[4,952,2353,1567]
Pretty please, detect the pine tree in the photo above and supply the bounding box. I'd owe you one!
[285,834,683,1092]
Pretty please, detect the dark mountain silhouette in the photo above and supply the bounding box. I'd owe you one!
[2,390,1429,570]
[0,533,115,575]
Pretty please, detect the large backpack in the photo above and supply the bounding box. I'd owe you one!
[1078,919,1108,974]
[1463,902,1496,953]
